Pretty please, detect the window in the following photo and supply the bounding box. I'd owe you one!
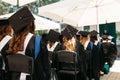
[84,26,90,31]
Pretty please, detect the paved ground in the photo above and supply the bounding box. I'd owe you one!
[100,72,120,80]
[100,57,120,80]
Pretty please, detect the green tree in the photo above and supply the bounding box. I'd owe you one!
[0,0,60,15]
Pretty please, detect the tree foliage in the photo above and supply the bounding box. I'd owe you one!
[0,0,60,15]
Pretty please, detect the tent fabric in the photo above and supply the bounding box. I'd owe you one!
[38,0,120,27]
[0,13,60,31]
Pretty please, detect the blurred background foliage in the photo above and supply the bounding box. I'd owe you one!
[0,0,60,15]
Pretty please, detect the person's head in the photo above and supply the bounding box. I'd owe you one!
[0,18,13,41]
[78,31,90,46]
[8,6,35,53]
[101,35,108,42]
[41,33,48,44]
[9,6,35,35]
[104,29,108,33]
[61,25,78,51]
[90,30,99,43]
[47,29,60,48]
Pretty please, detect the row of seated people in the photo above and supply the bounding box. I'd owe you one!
[47,27,117,80]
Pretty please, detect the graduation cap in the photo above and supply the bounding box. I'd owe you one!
[47,29,60,42]
[90,30,99,37]
[78,31,89,37]
[101,35,108,40]
[61,25,78,39]
[9,6,35,34]
[0,18,9,26]
[66,25,78,35]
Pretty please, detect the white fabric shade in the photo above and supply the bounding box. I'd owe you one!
[38,0,120,27]
[0,13,60,31]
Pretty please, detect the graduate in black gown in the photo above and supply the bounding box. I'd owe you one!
[46,29,62,80]
[47,29,61,52]
[78,31,100,80]
[100,35,117,69]
[107,35,117,67]
[0,18,13,80]
[90,30,101,80]
[56,25,85,80]
[8,7,49,80]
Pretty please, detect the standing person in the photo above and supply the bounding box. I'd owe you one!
[102,29,109,36]
[90,30,101,80]
[8,7,49,80]
[0,18,13,80]
[106,36,117,67]
[78,31,100,80]
[100,35,114,74]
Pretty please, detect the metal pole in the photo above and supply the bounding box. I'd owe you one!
[96,0,99,33]
[17,0,19,8]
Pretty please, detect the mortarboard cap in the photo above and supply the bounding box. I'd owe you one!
[78,31,89,37]
[47,29,60,42]
[90,30,98,37]
[66,25,78,35]
[0,18,9,26]
[101,35,108,40]
[9,6,35,34]
[61,25,78,39]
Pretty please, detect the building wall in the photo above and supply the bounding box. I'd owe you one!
[116,22,120,32]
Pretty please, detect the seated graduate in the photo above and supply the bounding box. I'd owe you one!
[56,25,85,80]
[0,18,13,80]
[8,7,49,80]
[78,31,100,80]
[46,29,61,80]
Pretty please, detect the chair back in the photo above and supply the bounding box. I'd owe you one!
[56,50,79,71]
[7,54,34,74]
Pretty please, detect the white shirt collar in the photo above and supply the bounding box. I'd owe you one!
[47,42,59,52]
[94,40,99,45]
[84,40,90,50]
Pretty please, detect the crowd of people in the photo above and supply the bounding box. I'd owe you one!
[0,6,117,80]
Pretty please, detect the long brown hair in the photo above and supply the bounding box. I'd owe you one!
[63,36,76,51]
[0,25,12,41]
[8,21,35,54]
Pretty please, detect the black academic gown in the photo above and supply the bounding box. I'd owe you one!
[76,40,88,80]
[100,42,117,68]
[49,42,63,80]
[26,36,50,80]
[0,35,48,80]
[0,43,9,80]
[85,42,100,80]
[55,40,86,80]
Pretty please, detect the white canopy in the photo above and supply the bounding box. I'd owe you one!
[39,0,120,27]
[0,13,61,31]
[2,0,36,6]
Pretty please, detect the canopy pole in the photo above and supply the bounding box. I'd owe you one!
[17,0,19,8]
[96,0,99,33]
